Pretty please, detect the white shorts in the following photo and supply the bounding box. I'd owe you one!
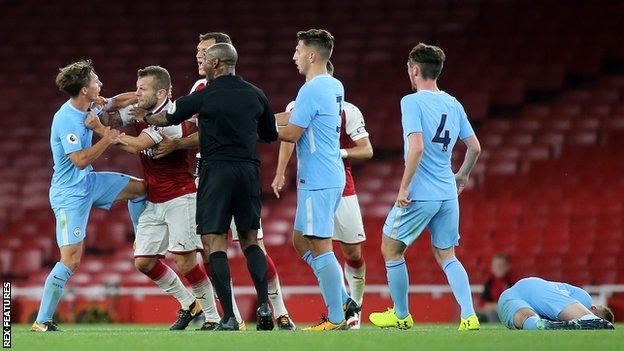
[333,195,366,244]
[134,193,203,257]
[231,219,264,241]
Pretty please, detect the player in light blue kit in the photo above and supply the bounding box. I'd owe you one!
[276,29,353,331]
[498,277,615,330]
[31,60,146,332]
[369,43,482,331]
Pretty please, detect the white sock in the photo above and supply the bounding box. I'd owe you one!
[344,263,366,306]
[153,266,195,310]
[580,313,600,320]
[231,280,243,323]
[188,276,220,322]
[268,274,289,317]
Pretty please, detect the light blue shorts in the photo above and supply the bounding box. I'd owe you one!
[51,172,131,247]
[294,188,342,238]
[497,277,582,329]
[382,198,459,249]
[497,288,532,329]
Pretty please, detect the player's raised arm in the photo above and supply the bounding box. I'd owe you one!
[154,132,198,158]
[85,112,153,154]
[135,91,202,127]
[279,87,313,142]
[67,113,125,169]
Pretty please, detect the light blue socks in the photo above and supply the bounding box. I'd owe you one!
[127,195,147,234]
[304,250,350,304]
[312,252,345,324]
[522,315,540,330]
[442,257,475,319]
[386,258,409,319]
[36,262,73,323]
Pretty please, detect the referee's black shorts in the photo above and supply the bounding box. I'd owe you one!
[196,160,261,235]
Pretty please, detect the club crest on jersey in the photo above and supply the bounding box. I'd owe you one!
[66,133,78,144]
[73,227,81,237]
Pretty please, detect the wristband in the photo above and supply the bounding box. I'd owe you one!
[340,149,348,158]
[104,98,113,111]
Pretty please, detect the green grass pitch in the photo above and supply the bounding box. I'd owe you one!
[11,323,624,351]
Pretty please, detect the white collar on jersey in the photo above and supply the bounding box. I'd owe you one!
[151,99,171,114]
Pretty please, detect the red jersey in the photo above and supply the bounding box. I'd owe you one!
[481,274,515,303]
[134,100,197,203]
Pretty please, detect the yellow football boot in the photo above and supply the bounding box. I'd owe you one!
[458,315,480,331]
[303,316,347,331]
[369,308,414,330]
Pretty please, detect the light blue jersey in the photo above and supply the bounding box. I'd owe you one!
[48,100,130,246]
[498,277,593,329]
[401,91,474,200]
[290,74,346,190]
[49,100,95,207]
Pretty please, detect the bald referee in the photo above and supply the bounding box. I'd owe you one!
[134,43,278,331]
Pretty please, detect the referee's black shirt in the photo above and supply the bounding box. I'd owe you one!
[164,75,278,165]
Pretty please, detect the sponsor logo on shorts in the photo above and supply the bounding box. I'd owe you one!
[73,227,81,237]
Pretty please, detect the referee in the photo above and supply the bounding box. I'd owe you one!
[136,43,278,331]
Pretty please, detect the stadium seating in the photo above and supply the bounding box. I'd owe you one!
[1,0,623,302]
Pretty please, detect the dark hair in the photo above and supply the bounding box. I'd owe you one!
[55,59,95,97]
[199,32,232,45]
[326,61,334,75]
[595,305,615,323]
[408,43,446,80]
[296,29,334,60]
[137,65,171,92]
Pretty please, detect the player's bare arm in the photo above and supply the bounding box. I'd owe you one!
[85,112,154,154]
[272,141,295,198]
[343,137,373,160]
[68,121,125,169]
[94,92,137,111]
[98,110,124,128]
[131,108,169,126]
[154,132,198,159]
[396,132,424,208]
[454,135,481,195]
[278,124,304,143]
[275,111,291,126]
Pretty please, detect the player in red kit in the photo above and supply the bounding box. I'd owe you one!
[273,61,373,329]
[147,32,295,330]
[88,66,221,330]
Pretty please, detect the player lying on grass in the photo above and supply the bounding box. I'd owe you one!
[498,277,615,330]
